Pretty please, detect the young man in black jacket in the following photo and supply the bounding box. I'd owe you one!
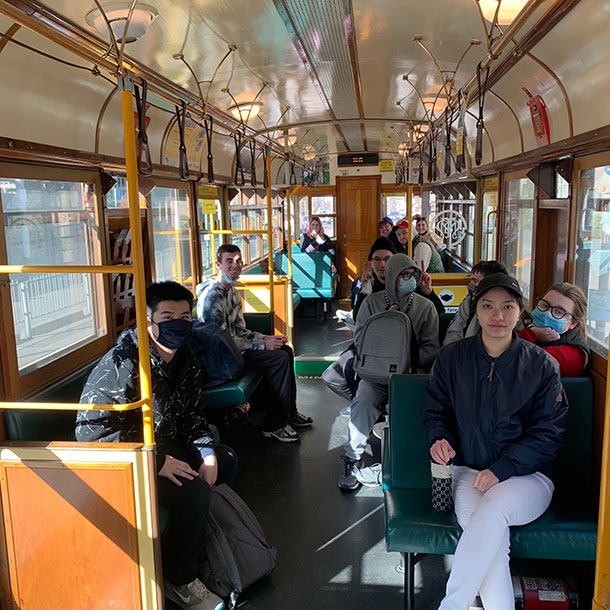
[76,281,234,610]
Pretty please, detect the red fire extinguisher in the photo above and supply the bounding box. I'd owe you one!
[513,576,578,610]
[523,87,551,147]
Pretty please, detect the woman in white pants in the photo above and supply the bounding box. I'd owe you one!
[424,273,568,610]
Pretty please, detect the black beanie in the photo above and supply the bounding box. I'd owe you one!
[368,236,396,260]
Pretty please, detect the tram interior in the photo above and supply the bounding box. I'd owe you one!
[0,0,609,608]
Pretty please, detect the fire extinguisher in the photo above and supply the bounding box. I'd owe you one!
[513,576,578,610]
[523,87,551,147]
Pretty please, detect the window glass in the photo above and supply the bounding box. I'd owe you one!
[198,198,222,278]
[297,196,308,237]
[150,186,193,289]
[105,176,146,208]
[382,193,407,224]
[503,177,535,304]
[412,193,422,217]
[575,165,610,357]
[249,209,263,260]
[312,196,335,215]
[1,178,106,375]
[556,173,569,199]
[481,190,498,260]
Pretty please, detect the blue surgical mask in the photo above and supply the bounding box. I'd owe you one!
[531,308,566,334]
[398,277,417,295]
[155,319,193,349]
[221,272,237,285]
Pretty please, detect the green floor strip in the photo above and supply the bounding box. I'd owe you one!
[294,357,336,376]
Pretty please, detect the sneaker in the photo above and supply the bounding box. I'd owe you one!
[338,455,362,490]
[355,463,383,487]
[262,424,301,443]
[290,411,313,428]
[165,578,224,610]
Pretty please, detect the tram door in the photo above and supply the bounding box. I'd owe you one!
[336,176,380,298]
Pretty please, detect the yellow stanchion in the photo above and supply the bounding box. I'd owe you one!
[266,152,274,312]
[286,187,293,277]
[0,399,147,411]
[407,184,413,258]
[120,74,154,447]
[594,353,610,610]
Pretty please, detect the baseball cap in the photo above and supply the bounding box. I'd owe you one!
[396,220,409,230]
[473,272,523,303]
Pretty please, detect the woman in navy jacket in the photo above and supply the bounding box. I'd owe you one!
[423,273,568,610]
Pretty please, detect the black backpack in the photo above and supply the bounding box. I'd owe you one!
[188,321,245,386]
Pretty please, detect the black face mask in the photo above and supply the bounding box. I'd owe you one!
[154,319,192,349]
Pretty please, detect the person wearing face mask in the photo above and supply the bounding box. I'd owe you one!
[77,281,235,610]
[197,244,311,442]
[338,254,439,491]
[518,283,590,376]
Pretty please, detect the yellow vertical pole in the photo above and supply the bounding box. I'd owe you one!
[407,185,413,258]
[120,72,154,447]
[286,188,293,277]
[266,152,274,312]
[594,357,610,610]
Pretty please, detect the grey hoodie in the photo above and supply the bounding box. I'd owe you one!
[354,254,439,372]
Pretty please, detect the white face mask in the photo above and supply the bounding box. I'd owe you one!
[398,276,417,295]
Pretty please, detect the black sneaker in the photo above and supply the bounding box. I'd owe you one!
[338,455,362,491]
[261,424,301,442]
[290,411,313,428]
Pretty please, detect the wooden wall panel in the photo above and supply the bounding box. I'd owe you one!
[0,461,141,610]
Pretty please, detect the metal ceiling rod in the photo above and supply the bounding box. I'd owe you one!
[0,0,285,158]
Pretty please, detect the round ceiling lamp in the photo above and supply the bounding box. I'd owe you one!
[228,101,263,122]
[478,0,528,25]
[85,3,158,43]
[398,142,408,154]
[277,130,297,146]
[302,145,316,161]
[422,96,448,114]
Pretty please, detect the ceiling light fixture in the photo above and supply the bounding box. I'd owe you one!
[302,145,316,161]
[478,0,528,25]
[277,130,297,146]
[422,96,448,113]
[85,3,158,43]
[228,101,263,122]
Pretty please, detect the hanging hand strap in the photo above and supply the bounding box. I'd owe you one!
[455,90,465,172]
[289,160,297,186]
[418,141,424,186]
[234,132,245,186]
[262,146,269,189]
[427,138,433,183]
[444,107,452,176]
[134,80,152,176]
[431,133,438,182]
[175,101,189,181]
[204,116,214,183]
[249,140,257,187]
[475,62,490,166]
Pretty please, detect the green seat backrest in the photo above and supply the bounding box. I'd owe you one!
[554,377,593,496]
[388,374,594,494]
[388,374,431,489]
[243,312,274,335]
[274,252,332,294]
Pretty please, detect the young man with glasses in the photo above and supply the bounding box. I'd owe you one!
[339,253,439,491]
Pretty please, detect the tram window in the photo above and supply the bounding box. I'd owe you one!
[105,176,146,208]
[311,195,336,239]
[0,177,106,376]
[297,195,308,237]
[503,177,535,305]
[556,173,570,199]
[382,193,406,224]
[198,198,222,278]
[150,186,193,290]
[575,165,610,357]
[481,190,498,260]
[432,196,476,267]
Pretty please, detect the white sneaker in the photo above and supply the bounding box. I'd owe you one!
[355,463,383,487]
[262,423,301,442]
[165,579,224,610]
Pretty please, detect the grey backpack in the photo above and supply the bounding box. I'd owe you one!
[354,294,415,384]
[199,484,277,609]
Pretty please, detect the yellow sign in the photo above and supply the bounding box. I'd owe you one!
[201,199,217,214]
[379,159,394,172]
[198,185,219,198]
[484,175,499,188]
[432,285,468,314]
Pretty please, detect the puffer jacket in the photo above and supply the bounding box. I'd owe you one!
[423,334,568,482]
[355,254,439,372]
[76,328,215,468]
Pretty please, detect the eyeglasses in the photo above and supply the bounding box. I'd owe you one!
[398,270,415,279]
[536,297,573,320]
[372,256,392,264]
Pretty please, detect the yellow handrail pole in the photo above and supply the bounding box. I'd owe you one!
[407,184,413,258]
[266,152,274,312]
[593,353,610,610]
[120,72,154,447]
[286,187,293,277]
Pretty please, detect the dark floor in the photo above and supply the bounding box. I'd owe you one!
[293,301,353,358]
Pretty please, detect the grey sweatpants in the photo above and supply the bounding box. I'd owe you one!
[344,378,388,461]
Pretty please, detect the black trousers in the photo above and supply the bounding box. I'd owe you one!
[157,443,237,585]
[244,345,297,431]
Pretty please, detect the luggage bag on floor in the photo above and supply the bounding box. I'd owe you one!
[200,484,277,608]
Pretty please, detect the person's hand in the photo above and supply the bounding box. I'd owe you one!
[473,469,499,492]
[264,335,285,350]
[198,454,218,487]
[530,326,561,342]
[360,261,372,285]
[430,439,456,465]
[159,455,198,486]
[419,271,433,295]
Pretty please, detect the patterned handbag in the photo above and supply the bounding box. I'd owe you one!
[431,461,454,512]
